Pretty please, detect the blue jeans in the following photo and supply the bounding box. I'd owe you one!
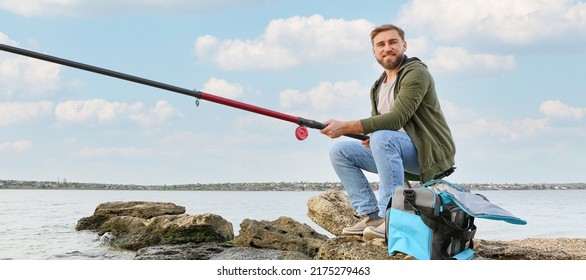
[329,130,420,218]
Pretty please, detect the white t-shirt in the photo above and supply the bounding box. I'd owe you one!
[376,77,396,114]
[376,76,404,132]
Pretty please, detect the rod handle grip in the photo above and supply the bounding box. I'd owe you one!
[298,118,369,141]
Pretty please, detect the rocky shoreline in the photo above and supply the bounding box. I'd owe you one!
[3,179,585,191]
[76,190,586,260]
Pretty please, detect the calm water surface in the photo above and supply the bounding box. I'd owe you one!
[0,189,584,260]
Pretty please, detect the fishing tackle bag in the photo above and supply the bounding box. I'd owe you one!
[385,179,526,260]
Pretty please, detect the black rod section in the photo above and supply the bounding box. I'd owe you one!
[0,43,201,99]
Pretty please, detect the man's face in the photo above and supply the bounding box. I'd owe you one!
[372,30,407,71]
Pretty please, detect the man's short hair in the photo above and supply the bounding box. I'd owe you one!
[370,24,405,45]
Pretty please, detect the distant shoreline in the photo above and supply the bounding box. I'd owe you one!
[1,179,584,191]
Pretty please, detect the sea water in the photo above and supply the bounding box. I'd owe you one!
[0,189,584,260]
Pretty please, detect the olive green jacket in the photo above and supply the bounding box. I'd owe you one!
[359,56,456,182]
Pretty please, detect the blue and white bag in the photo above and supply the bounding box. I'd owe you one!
[386,179,527,260]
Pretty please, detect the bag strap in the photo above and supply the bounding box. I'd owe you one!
[403,189,416,212]
[421,179,470,193]
[404,178,412,189]
[403,191,475,232]
[403,189,441,218]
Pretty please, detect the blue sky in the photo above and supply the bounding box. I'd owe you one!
[1,0,585,185]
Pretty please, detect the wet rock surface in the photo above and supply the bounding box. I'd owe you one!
[77,191,586,260]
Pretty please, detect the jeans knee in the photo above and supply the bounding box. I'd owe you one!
[329,141,363,165]
[370,131,392,152]
[370,130,407,152]
[369,131,383,146]
[329,141,347,162]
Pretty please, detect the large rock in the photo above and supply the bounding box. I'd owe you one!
[76,196,586,260]
[135,242,311,260]
[76,201,186,231]
[234,216,329,258]
[135,242,236,260]
[99,213,234,250]
[315,236,413,260]
[315,236,586,260]
[475,238,586,260]
[306,189,361,235]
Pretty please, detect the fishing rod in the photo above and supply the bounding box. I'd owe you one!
[0,43,368,141]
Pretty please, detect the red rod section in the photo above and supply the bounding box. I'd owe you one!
[198,91,300,124]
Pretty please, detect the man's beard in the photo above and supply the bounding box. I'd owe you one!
[377,53,404,70]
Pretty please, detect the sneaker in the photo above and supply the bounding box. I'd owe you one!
[363,222,386,240]
[341,216,384,235]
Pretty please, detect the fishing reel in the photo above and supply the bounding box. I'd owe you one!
[295,126,309,141]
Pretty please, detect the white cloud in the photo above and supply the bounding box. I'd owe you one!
[71,146,153,158]
[0,140,33,152]
[195,36,297,70]
[201,77,244,99]
[0,32,18,45]
[195,15,374,70]
[0,34,63,99]
[54,99,179,127]
[0,101,53,126]
[280,80,369,113]
[280,89,307,109]
[278,80,372,124]
[130,100,181,128]
[0,0,268,17]
[462,118,512,139]
[398,0,586,44]
[0,0,76,17]
[194,35,218,60]
[55,99,142,123]
[440,99,478,122]
[455,116,551,141]
[540,100,585,120]
[428,47,516,72]
[404,36,431,56]
[510,118,550,140]
[444,100,556,141]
